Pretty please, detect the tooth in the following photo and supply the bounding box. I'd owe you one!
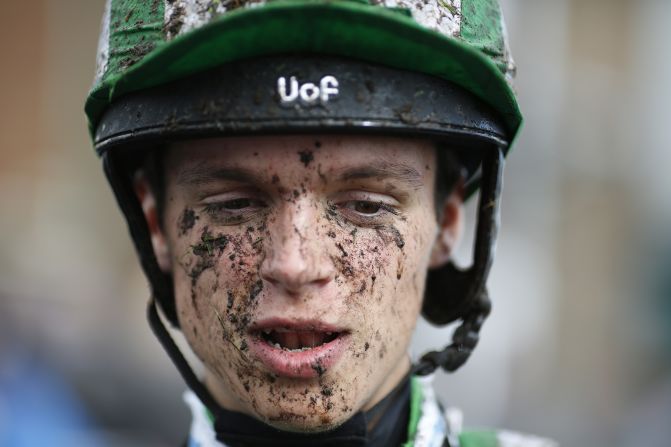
[282,332,300,350]
[299,331,326,348]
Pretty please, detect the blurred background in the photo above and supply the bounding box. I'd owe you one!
[1,0,669,445]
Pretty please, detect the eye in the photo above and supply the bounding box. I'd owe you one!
[218,198,258,210]
[204,198,265,212]
[338,199,400,221]
[202,196,268,223]
[332,192,400,226]
[344,200,383,216]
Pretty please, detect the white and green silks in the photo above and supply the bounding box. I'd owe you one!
[184,375,557,447]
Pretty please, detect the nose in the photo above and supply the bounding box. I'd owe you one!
[260,199,335,295]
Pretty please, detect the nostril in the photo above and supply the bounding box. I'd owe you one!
[313,277,331,287]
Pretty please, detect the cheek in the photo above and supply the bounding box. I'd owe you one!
[329,216,432,358]
[169,210,268,370]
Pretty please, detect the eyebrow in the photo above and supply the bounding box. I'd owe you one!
[176,161,424,189]
[335,162,424,189]
[176,164,264,186]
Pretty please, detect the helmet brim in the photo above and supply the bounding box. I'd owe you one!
[94,55,507,185]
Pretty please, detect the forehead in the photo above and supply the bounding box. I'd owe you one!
[163,134,437,179]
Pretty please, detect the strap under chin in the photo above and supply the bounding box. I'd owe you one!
[415,147,503,375]
[147,298,221,413]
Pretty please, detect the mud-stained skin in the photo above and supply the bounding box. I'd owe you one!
[298,149,314,167]
[148,135,459,433]
[178,207,199,235]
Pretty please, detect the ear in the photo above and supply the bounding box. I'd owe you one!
[133,171,172,273]
[429,179,465,269]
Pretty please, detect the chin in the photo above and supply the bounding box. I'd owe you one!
[257,404,354,433]
[237,374,362,433]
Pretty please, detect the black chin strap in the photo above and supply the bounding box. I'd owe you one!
[413,290,492,375]
[414,147,504,375]
[148,299,222,413]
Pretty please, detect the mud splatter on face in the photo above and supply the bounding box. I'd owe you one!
[191,227,229,257]
[249,280,263,300]
[312,362,326,377]
[186,227,229,311]
[298,150,314,167]
[161,135,446,433]
[390,226,405,249]
[374,225,407,252]
[335,242,348,258]
[178,207,198,235]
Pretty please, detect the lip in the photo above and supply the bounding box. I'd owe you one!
[247,318,350,379]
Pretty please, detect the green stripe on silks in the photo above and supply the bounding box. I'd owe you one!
[402,377,423,446]
[461,0,506,72]
[459,429,500,447]
[107,0,165,82]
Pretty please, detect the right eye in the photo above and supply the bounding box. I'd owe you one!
[202,196,268,223]
[216,198,257,210]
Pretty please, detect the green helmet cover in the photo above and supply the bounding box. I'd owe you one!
[86,0,522,143]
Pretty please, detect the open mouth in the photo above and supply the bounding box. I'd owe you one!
[259,329,342,351]
[247,321,350,378]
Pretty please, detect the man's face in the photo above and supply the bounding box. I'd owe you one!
[145,135,461,432]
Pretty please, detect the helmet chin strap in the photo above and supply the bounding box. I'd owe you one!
[148,298,222,414]
[415,146,504,375]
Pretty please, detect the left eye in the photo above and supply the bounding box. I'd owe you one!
[343,201,383,216]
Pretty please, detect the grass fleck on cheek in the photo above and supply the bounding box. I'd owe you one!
[191,227,229,256]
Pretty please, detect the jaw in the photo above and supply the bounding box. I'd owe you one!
[201,323,414,433]
[203,358,364,432]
